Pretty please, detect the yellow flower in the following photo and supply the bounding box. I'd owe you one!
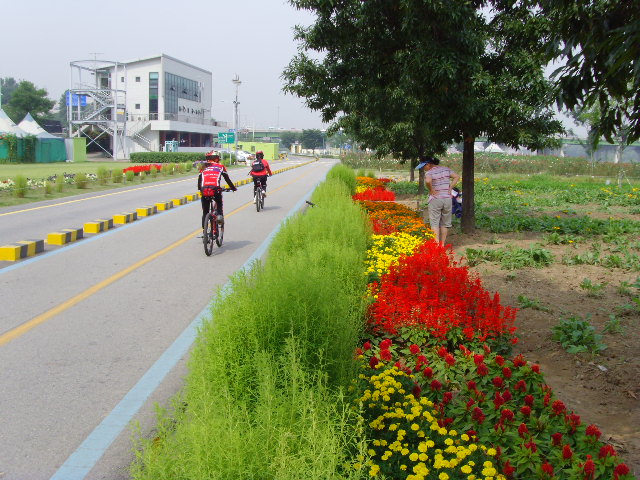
[369,464,380,476]
[439,473,450,480]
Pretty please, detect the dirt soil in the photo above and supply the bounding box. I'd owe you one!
[395,197,640,476]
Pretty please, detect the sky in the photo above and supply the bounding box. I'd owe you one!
[2,0,326,130]
[2,0,585,136]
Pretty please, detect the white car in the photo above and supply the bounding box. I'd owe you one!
[235,150,255,165]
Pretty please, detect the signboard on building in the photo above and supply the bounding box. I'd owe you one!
[65,92,87,107]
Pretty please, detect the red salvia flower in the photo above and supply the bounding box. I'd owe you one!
[531,364,541,374]
[492,377,504,388]
[614,463,630,480]
[503,460,516,478]
[380,338,392,349]
[502,390,512,402]
[467,380,477,391]
[477,363,489,376]
[552,400,566,416]
[466,398,476,410]
[583,455,595,479]
[380,349,392,361]
[472,407,485,424]
[501,409,514,421]
[513,354,527,367]
[474,354,485,365]
[412,384,422,398]
[442,391,453,404]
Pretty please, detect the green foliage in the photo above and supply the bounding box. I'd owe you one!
[4,80,55,122]
[517,294,552,313]
[44,180,53,195]
[579,278,608,298]
[552,314,607,356]
[55,173,64,192]
[326,163,357,195]
[23,135,37,163]
[13,175,27,198]
[603,314,624,335]
[74,172,88,189]
[125,170,135,182]
[465,244,554,270]
[96,166,109,185]
[129,152,204,164]
[385,181,419,195]
[111,169,124,183]
[300,129,324,150]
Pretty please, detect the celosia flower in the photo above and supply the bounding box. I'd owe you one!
[502,366,512,378]
[474,354,485,365]
[430,379,442,391]
[363,341,372,350]
[467,380,477,391]
[444,353,455,366]
[585,424,601,440]
[583,455,595,478]
[614,463,630,479]
[503,460,516,478]
[492,377,504,388]
[551,432,563,446]
[502,390,512,402]
[562,444,573,459]
[495,355,505,366]
[423,367,433,378]
[552,400,566,416]
[541,461,554,476]
[472,407,485,424]
[599,445,617,458]
[369,356,379,368]
[520,406,531,416]
[477,363,489,376]
[524,394,534,406]
[501,409,514,422]
[409,344,420,355]
[517,423,529,438]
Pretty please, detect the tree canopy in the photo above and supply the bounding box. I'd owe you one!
[3,81,55,123]
[283,0,562,231]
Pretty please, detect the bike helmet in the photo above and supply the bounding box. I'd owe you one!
[256,150,264,159]
[205,150,220,160]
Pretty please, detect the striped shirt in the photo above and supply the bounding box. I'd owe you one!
[426,166,454,199]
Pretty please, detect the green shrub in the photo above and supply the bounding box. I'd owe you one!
[112,170,124,183]
[55,174,65,192]
[44,180,53,195]
[75,172,88,189]
[96,166,109,185]
[129,152,204,164]
[14,175,28,198]
[125,170,135,182]
[552,314,607,355]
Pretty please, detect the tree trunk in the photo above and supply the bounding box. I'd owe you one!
[409,159,415,182]
[418,167,425,196]
[461,134,476,233]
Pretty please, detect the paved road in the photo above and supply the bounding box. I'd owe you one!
[0,157,336,480]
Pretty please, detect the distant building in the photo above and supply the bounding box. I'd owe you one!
[68,54,228,158]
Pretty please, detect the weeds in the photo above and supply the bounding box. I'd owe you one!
[551,314,607,356]
[465,244,554,270]
[579,278,608,298]
[517,294,552,312]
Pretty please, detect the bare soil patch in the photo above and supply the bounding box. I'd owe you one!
[396,197,640,475]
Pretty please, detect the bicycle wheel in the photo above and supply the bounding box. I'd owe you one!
[255,188,262,212]
[216,218,224,247]
[203,212,215,256]
[260,189,265,210]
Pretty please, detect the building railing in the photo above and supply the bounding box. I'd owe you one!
[125,113,227,127]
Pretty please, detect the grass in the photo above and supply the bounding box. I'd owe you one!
[0,161,249,208]
[130,168,371,479]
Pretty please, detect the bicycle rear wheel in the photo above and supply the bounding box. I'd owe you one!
[203,213,216,256]
[255,189,262,212]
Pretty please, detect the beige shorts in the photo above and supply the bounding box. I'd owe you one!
[427,197,452,229]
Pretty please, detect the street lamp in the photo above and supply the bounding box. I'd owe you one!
[232,74,241,164]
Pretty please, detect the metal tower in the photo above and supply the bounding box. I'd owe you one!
[68,59,128,160]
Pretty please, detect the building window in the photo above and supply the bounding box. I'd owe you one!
[121,77,125,82]
[164,72,201,115]
[149,72,159,115]
[135,76,141,82]
[135,104,141,110]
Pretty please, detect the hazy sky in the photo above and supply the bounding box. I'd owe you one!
[2,0,326,130]
[3,0,584,135]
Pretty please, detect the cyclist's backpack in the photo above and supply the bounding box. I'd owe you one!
[201,166,222,196]
[251,159,265,172]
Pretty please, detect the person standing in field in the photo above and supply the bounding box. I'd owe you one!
[421,156,460,245]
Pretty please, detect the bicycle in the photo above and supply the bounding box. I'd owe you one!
[254,182,265,212]
[202,188,232,256]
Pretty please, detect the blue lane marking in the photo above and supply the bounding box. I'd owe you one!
[49,186,320,480]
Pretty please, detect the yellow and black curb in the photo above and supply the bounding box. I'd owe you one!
[0,159,318,262]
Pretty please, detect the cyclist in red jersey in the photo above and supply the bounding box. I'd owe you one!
[198,150,237,228]
[248,150,273,203]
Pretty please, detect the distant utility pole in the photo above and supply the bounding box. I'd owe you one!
[232,74,241,162]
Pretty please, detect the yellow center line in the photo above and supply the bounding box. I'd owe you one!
[0,169,315,347]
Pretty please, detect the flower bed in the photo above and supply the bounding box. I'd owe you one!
[353,176,634,479]
[122,164,162,175]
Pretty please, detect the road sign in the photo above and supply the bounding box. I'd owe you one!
[218,132,235,144]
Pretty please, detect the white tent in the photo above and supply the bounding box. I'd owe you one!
[447,145,460,154]
[485,142,504,153]
[0,109,28,136]
[474,142,486,152]
[18,113,58,138]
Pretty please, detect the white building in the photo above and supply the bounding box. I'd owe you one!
[69,54,228,157]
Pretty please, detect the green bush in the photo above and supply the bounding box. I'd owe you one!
[44,180,53,195]
[96,166,110,185]
[14,175,27,198]
[55,174,65,192]
[75,172,88,189]
[125,170,135,182]
[112,170,124,183]
[129,152,205,164]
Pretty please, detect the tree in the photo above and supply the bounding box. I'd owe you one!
[0,77,19,107]
[300,129,324,150]
[4,81,55,123]
[283,0,562,231]
[279,130,301,149]
[526,0,640,145]
[55,90,70,125]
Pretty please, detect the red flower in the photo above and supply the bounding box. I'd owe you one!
[562,444,573,460]
[493,392,505,409]
[437,346,448,357]
[525,440,537,452]
[502,390,512,402]
[501,409,514,421]
[541,461,554,476]
[423,367,434,378]
[585,424,601,440]
[551,432,563,446]
[369,356,379,368]
[430,379,442,391]
[472,407,485,424]
[477,363,489,376]
[416,355,428,366]
[467,380,477,391]
[445,353,456,366]
[599,445,617,458]
[412,384,422,398]
[552,400,566,416]
[409,344,420,355]
[502,366,512,379]
[380,338,392,349]
[520,406,531,416]
[614,464,630,479]
[363,341,372,350]
[503,460,516,478]
[513,354,526,367]
[517,423,529,438]
[380,349,392,361]
[492,376,504,388]
[514,380,527,392]
[531,364,541,374]
[583,455,595,479]
[442,391,453,404]
[466,398,476,410]
[524,394,534,406]
[495,355,505,366]
[474,354,485,365]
